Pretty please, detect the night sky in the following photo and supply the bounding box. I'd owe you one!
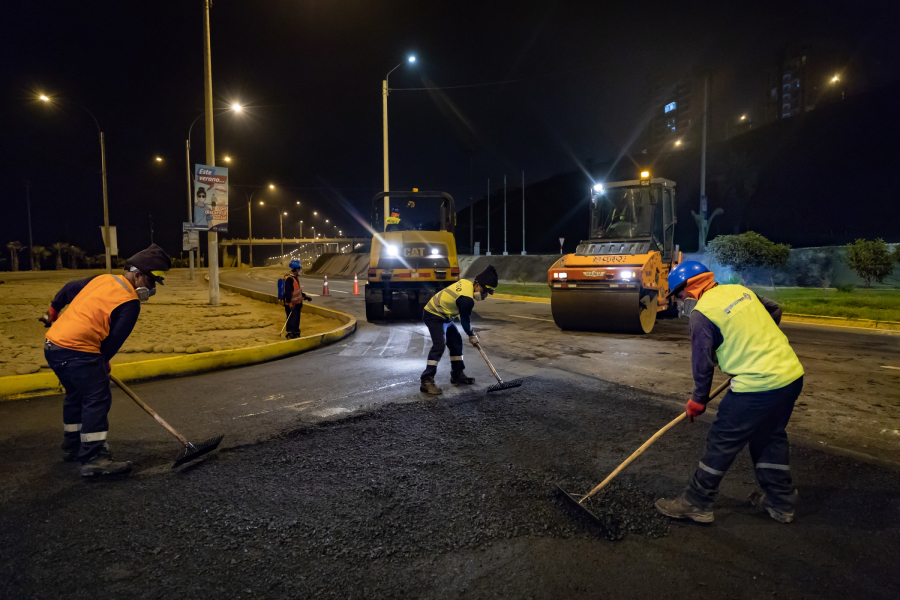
[2,0,897,261]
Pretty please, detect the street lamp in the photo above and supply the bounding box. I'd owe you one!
[155,156,163,162]
[38,94,113,274]
[186,102,242,279]
[223,156,232,162]
[382,54,417,231]
[244,184,274,268]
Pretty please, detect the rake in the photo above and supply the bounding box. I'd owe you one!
[557,378,732,525]
[111,375,225,468]
[473,339,523,392]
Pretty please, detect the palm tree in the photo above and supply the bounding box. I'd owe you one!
[51,242,70,270]
[31,246,50,271]
[69,246,85,269]
[6,241,22,271]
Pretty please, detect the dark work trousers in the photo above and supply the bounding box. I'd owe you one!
[284,304,302,335]
[44,342,112,463]
[421,311,465,381]
[684,376,804,512]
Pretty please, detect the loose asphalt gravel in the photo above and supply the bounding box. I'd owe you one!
[2,375,899,599]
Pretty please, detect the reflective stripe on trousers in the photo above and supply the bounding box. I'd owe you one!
[421,312,465,381]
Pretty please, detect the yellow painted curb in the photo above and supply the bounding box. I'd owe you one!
[782,313,900,332]
[0,285,356,402]
[492,293,551,304]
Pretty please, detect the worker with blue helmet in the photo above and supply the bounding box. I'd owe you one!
[655,260,805,525]
[282,259,311,339]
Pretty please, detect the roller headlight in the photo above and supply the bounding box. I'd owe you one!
[558,272,567,279]
[620,270,634,279]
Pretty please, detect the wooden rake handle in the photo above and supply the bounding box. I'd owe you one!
[110,375,191,448]
[579,377,733,504]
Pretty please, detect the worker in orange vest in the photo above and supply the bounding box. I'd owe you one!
[43,244,171,478]
[282,260,311,339]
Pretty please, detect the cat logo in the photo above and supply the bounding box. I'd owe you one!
[403,247,424,257]
[583,270,606,277]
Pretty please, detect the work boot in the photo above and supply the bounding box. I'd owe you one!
[420,379,443,395]
[749,490,794,524]
[450,371,475,385]
[655,494,714,523]
[81,448,132,478]
[61,440,79,462]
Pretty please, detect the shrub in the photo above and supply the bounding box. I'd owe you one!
[706,231,791,283]
[845,238,895,288]
[835,283,856,293]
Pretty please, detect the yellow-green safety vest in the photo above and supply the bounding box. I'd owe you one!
[694,284,804,393]
[424,279,475,320]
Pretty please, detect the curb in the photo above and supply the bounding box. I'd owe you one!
[0,285,357,402]
[781,313,900,332]
[492,293,551,304]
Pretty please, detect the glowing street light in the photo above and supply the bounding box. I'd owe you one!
[231,103,243,112]
[740,115,747,121]
[223,156,232,162]
[155,156,163,162]
[382,54,418,230]
[259,201,264,205]
[674,140,682,147]
[269,184,275,189]
[831,75,840,83]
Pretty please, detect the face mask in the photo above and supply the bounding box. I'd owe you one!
[135,287,156,303]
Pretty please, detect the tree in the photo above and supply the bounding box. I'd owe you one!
[69,246,85,269]
[6,241,22,271]
[51,242,70,270]
[31,245,50,271]
[845,238,895,288]
[706,231,790,283]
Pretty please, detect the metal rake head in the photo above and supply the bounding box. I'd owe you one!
[172,434,225,468]
[487,379,523,393]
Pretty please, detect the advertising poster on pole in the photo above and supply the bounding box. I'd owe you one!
[182,223,199,251]
[193,164,229,232]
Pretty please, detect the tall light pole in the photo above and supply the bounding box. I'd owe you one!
[382,55,416,230]
[38,95,111,274]
[280,211,287,257]
[24,181,34,271]
[201,0,219,305]
[699,75,709,251]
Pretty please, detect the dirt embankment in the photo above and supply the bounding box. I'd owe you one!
[0,269,341,377]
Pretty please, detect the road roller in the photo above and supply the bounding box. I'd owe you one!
[365,190,460,322]
[548,171,681,334]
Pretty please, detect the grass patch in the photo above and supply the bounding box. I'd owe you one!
[494,283,552,299]
[750,287,900,322]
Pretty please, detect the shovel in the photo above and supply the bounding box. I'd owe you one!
[557,378,732,524]
[111,375,224,468]
[472,338,523,392]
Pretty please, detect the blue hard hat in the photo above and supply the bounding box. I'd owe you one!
[667,261,711,297]
[289,259,301,270]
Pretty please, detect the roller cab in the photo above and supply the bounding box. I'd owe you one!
[365,191,459,321]
[549,173,681,334]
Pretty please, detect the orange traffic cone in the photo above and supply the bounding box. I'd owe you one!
[353,273,360,295]
[322,276,331,296]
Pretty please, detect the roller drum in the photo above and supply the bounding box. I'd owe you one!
[551,288,657,334]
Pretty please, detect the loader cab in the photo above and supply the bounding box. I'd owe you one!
[372,191,455,234]
[586,178,676,261]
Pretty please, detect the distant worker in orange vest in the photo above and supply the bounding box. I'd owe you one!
[43,244,171,478]
[282,260,312,339]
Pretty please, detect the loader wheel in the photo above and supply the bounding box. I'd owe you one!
[365,301,385,322]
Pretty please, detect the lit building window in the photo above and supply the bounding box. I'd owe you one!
[664,101,676,113]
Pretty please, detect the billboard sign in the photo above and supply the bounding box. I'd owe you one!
[193,164,229,232]
[182,222,199,251]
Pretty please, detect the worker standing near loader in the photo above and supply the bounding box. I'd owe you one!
[655,261,804,524]
[43,244,171,478]
[282,260,312,339]
[420,265,498,395]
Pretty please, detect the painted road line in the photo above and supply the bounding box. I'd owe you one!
[881,366,900,370]
[510,314,555,322]
[379,327,412,356]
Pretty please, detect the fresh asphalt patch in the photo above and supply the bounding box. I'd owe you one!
[2,376,899,599]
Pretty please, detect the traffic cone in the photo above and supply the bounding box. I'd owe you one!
[322,276,331,296]
[353,273,360,295]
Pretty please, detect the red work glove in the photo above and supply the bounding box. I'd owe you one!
[686,399,706,422]
[39,306,59,328]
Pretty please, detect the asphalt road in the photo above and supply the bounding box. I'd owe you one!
[1,267,898,598]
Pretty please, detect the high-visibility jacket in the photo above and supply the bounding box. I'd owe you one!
[283,275,304,308]
[46,274,139,354]
[694,284,804,393]
[425,279,474,320]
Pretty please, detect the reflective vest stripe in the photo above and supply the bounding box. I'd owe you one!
[425,280,474,319]
[111,275,132,294]
[284,276,304,306]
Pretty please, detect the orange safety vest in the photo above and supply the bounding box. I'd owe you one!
[46,274,139,353]
[283,275,304,308]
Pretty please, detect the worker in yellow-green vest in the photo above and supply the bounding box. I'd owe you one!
[655,261,804,524]
[420,265,498,395]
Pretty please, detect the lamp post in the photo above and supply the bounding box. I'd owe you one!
[38,95,111,274]
[382,55,416,230]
